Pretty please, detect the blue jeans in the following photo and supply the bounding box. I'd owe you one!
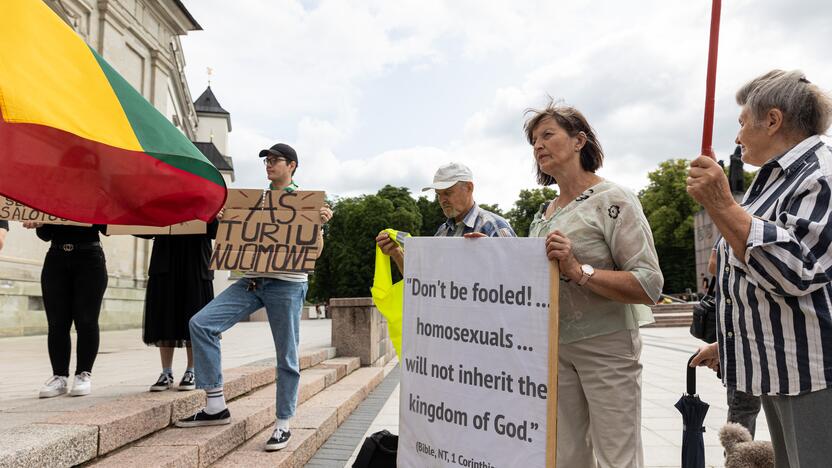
[189,277,307,419]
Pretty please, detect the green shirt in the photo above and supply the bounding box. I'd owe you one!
[269,180,298,192]
[529,180,663,344]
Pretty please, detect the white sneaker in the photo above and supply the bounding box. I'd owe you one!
[39,375,68,398]
[70,372,92,396]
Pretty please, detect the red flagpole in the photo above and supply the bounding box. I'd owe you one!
[700,0,722,159]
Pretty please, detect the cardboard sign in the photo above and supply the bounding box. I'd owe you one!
[0,196,90,226]
[210,189,325,273]
[398,238,553,467]
[107,220,207,236]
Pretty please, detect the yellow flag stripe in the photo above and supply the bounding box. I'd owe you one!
[0,0,142,151]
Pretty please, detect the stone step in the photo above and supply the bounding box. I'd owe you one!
[86,357,370,468]
[650,303,696,314]
[644,309,694,328]
[0,347,337,468]
[644,316,693,328]
[648,322,694,328]
[212,366,386,467]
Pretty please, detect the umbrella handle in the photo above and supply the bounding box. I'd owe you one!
[688,352,723,394]
[686,354,698,395]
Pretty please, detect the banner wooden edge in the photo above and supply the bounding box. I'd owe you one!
[546,261,559,468]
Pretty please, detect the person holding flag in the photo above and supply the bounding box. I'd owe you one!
[689,70,832,467]
[23,222,108,398]
[2,0,227,399]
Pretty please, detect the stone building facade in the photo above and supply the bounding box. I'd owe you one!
[0,0,235,336]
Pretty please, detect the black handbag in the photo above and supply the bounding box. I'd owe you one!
[690,277,717,344]
[352,430,398,468]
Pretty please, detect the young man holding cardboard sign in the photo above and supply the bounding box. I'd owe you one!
[176,143,332,453]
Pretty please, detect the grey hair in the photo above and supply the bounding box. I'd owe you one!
[736,69,832,136]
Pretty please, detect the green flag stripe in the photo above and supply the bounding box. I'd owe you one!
[147,151,227,187]
[89,47,225,187]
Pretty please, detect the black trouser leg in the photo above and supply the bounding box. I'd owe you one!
[727,387,762,438]
[71,251,108,375]
[42,252,74,377]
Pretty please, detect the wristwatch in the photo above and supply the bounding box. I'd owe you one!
[577,264,595,286]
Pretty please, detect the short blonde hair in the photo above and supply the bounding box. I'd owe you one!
[736,69,832,136]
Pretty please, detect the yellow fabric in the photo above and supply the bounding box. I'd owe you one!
[371,228,410,360]
[0,0,142,151]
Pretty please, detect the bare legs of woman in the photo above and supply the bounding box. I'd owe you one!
[150,346,195,391]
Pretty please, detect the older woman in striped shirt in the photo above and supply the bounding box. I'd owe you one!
[688,70,832,468]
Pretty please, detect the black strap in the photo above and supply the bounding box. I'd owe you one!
[49,241,102,252]
[707,276,716,296]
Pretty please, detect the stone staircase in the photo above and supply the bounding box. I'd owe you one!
[0,348,391,468]
[644,303,695,328]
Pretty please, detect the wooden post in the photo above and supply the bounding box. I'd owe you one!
[546,261,560,467]
[700,0,722,159]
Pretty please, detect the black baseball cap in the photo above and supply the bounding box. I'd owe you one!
[258,143,298,165]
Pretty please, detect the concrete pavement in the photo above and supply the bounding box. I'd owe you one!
[345,328,769,468]
[0,320,332,430]
[0,323,769,467]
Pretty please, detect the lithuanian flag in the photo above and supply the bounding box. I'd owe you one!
[0,0,226,225]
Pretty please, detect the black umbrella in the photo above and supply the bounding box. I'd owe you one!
[675,354,710,468]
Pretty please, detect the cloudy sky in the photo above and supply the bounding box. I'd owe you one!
[180,0,831,210]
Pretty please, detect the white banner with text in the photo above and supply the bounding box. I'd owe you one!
[399,237,551,468]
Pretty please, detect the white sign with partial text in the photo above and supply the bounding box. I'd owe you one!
[399,237,551,467]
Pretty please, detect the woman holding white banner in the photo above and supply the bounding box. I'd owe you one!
[524,102,663,468]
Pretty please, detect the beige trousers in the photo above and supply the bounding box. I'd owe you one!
[556,328,644,468]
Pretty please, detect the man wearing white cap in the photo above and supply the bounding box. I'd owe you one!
[376,162,516,271]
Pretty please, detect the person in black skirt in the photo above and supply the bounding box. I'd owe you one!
[23,222,108,398]
[142,219,219,392]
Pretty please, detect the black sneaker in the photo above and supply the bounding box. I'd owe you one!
[178,371,195,391]
[265,428,291,451]
[174,408,231,428]
[149,373,173,392]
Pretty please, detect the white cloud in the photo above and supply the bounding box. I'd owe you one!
[182,0,832,213]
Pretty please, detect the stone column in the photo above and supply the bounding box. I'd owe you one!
[330,298,395,367]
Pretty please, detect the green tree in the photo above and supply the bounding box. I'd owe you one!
[638,159,698,293]
[638,159,759,293]
[505,187,558,237]
[478,203,504,216]
[413,197,506,235]
[308,185,422,301]
[416,196,445,236]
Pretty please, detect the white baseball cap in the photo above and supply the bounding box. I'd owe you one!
[421,162,474,191]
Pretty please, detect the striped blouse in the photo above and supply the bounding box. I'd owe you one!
[716,135,832,396]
